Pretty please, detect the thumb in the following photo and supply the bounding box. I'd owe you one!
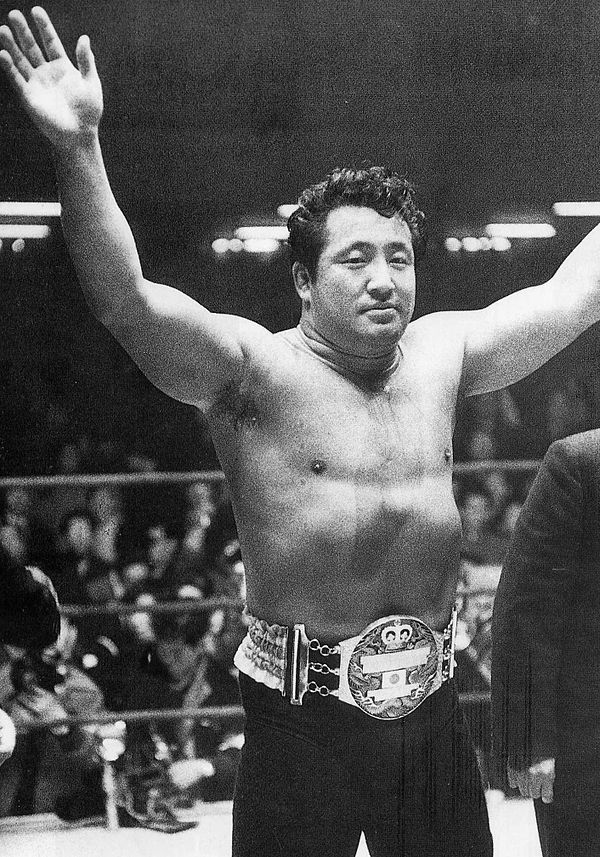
[75,35,96,78]
[540,775,554,804]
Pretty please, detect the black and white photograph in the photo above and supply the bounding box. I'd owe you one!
[1,2,600,855]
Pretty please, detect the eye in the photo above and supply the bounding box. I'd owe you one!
[344,254,366,266]
[389,255,408,267]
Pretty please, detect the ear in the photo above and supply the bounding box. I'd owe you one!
[292,262,312,306]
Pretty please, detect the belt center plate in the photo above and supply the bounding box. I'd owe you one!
[347,617,439,719]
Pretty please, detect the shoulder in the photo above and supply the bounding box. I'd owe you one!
[209,318,296,382]
[404,311,471,383]
[405,310,471,355]
[408,309,470,339]
[545,429,600,473]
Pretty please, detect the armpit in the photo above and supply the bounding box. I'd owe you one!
[209,379,259,430]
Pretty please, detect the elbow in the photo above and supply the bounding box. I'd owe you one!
[84,285,146,334]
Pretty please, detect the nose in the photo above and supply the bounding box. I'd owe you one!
[366,260,394,301]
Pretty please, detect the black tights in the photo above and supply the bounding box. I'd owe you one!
[233,674,493,857]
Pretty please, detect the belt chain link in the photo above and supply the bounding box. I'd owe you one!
[308,638,340,695]
[308,639,340,656]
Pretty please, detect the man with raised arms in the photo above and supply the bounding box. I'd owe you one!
[2,8,600,855]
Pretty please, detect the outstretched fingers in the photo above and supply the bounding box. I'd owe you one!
[75,34,96,79]
[7,9,45,67]
[0,47,30,97]
[0,22,33,81]
[31,6,67,61]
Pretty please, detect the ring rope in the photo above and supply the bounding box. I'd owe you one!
[0,469,225,490]
[0,459,541,491]
[17,691,492,734]
[59,588,497,619]
[61,596,244,618]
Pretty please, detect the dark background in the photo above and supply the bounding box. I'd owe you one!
[1,0,600,473]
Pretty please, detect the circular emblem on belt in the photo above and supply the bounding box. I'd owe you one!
[347,616,439,720]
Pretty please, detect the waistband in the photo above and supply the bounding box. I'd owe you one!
[234,609,457,721]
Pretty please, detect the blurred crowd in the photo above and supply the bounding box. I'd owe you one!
[0,378,597,824]
[0,440,246,826]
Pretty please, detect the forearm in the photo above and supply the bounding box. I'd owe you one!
[53,133,145,327]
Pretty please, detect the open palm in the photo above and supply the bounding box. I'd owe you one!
[0,7,102,149]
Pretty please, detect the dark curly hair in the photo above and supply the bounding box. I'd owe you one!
[287,165,426,278]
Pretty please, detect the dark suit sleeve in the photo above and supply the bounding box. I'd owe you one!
[0,543,61,648]
[491,438,583,777]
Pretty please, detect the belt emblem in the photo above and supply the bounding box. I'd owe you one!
[346,616,439,719]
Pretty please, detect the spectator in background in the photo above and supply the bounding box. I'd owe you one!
[50,510,111,607]
[168,604,245,803]
[143,525,180,598]
[164,481,217,592]
[185,481,216,533]
[0,487,53,569]
[40,440,89,535]
[0,542,60,652]
[87,484,124,566]
[0,618,104,816]
[458,485,507,566]
[481,471,512,527]
[546,377,597,443]
[126,592,243,807]
[456,389,530,462]
[134,604,213,752]
[0,535,61,774]
[120,557,152,603]
[495,497,524,540]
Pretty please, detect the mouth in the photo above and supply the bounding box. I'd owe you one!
[362,305,399,321]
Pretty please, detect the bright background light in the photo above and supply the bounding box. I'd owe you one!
[211,238,230,254]
[485,223,556,238]
[490,236,511,251]
[552,201,600,217]
[444,237,462,252]
[234,226,289,240]
[0,201,61,218]
[242,238,281,254]
[0,225,51,239]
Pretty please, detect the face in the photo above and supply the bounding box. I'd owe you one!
[65,516,93,554]
[156,637,202,683]
[294,206,416,355]
[88,486,121,520]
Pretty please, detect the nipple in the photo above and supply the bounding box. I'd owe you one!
[311,459,327,474]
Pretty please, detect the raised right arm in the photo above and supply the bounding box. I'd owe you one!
[0,7,269,408]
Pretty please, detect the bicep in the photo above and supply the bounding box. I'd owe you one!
[461,278,589,396]
[106,279,270,407]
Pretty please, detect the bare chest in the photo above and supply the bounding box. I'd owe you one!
[209,353,457,480]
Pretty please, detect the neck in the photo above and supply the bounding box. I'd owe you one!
[297,321,401,380]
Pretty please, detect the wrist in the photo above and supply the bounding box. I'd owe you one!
[50,128,101,160]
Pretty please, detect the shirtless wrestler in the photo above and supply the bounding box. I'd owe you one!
[3,8,600,856]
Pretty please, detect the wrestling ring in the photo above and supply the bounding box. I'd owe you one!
[0,462,543,856]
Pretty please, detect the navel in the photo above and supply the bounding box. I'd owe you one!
[311,458,327,475]
[444,447,452,464]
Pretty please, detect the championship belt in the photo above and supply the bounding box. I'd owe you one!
[337,616,443,719]
[286,610,456,720]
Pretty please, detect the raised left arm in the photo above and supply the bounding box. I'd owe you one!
[461,222,600,396]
